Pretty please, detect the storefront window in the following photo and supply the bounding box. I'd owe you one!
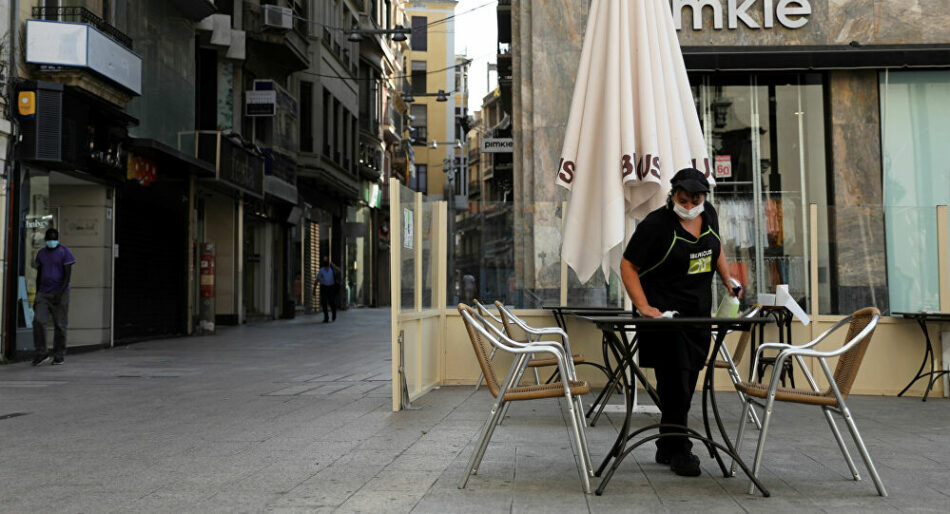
[692,73,828,312]
[345,205,372,307]
[22,168,53,314]
[880,70,950,313]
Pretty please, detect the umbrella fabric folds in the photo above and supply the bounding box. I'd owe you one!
[557,0,712,283]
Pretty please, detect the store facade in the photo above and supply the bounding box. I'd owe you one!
[671,0,950,316]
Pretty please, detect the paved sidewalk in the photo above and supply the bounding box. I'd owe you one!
[1,308,948,513]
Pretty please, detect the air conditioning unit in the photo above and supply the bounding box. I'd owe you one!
[263,5,293,30]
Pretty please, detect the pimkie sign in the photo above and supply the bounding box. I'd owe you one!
[671,0,812,31]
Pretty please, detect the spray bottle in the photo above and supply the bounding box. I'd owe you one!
[715,278,743,318]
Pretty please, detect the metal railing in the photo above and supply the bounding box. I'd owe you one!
[32,6,133,49]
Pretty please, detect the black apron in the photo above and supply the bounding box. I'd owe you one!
[636,212,721,371]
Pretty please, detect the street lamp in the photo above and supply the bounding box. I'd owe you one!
[428,140,463,150]
[402,89,451,103]
[346,24,412,42]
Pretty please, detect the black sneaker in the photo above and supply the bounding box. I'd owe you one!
[51,357,64,365]
[32,353,51,366]
[670,452,702,477]
[655,447,672,465]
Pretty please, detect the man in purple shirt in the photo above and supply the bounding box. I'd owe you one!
[32,228,76,366]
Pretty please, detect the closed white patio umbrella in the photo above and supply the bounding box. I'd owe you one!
[557,0,712,283]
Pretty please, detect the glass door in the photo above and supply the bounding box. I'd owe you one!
[693,73,828,310]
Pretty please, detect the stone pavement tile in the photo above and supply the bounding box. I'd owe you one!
[200,490,284,514]
[411,491,513,514]
[362,469,443,493]
[335,490,425,514]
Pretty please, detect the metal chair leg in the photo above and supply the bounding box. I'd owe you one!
[840,403,888,497]
[731,399,754,476]
[460,397,506,488]
[821,406,861,481]
[572,396,593,475]
[747,393,777,495]
[736,389,762,429]
[533,367,541,385]
[563,395,592,493]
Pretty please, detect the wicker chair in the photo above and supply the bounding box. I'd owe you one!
[458,304,593,493]
[472,299,582,391]
[707,305,763,429]
[731,307,887,496]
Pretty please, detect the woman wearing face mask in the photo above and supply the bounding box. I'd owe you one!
[619,167,738,477]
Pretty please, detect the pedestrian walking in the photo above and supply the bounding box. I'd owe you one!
[314,256,341,323]
[32,228,76,366]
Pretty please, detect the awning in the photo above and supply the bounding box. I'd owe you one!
[683,44,950,71]
[126,138,216,178]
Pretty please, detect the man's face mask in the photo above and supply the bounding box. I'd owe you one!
[673,203,704,221]
[46,240,59,249]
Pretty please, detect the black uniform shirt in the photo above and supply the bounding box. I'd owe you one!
[622,201,722,369]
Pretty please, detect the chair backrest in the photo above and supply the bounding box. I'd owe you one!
[831,307,880,398]
[458,304,503,398]
[473,299,504,326]
[493,301,530,343]
[731,304,762,363]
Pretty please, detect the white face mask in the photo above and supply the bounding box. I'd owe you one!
[673,202,704,220]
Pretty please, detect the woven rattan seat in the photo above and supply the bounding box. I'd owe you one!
[505,380,590,401]
[735,381,837,406]
[528,354,584,368]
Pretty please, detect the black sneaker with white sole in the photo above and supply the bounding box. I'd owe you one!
[32,353,51,366]
[52,357,64,365]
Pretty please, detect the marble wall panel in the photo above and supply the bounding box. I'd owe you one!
[827,71,887,295]
[673,0,950,47]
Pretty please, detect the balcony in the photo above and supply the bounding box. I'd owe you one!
[32,6,132,48]
[25,13,142,102]
[242,2,310,72]
[179,131,266,198]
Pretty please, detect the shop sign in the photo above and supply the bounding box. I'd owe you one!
[714,155,732,178]
[246,90,277,117]
[481,138,513,153]
[127,154,158,186]
[216,135,265,198]
[671,0,811,31]
[403,208,413,249]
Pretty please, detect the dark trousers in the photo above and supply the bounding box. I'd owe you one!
[320,284,337,320]
[33,290,70,359]
[655,366,701,455]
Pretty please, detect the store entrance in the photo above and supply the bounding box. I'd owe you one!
[243,218,277,319]
[691,72,829,307]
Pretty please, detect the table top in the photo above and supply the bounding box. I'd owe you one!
[542,305,625,312]
[893,311,950,322]
[576,314,769,330]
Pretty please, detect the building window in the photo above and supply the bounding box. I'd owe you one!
[410,104,427,142]
[411,61,427,95]
[411,16,427,51]
[416,164,428,194]
[300,82,313,153]
[881,70,950,313]
[322,89,332,157]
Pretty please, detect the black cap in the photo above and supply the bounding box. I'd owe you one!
[670,168,710,193]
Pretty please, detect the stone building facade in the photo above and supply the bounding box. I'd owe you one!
[506,0,950,315]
